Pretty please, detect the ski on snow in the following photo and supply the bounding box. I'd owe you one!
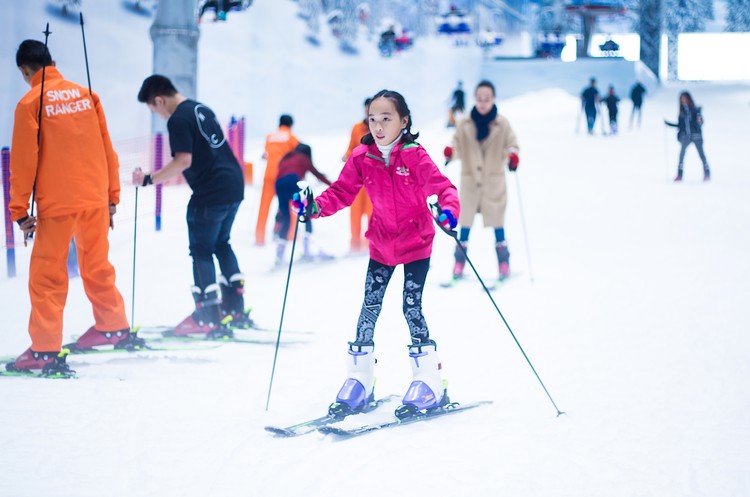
[317,400,493,439]
[439,273,521,291]
[265,395,400,437]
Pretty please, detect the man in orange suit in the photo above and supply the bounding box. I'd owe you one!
[6,40,142,375]
[255,115,299,245]
[341,98,373,252]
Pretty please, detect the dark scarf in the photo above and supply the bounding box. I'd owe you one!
[471,105,497,141]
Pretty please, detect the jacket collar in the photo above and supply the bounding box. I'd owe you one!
[31,65,63,87]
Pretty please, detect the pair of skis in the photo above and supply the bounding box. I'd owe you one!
[265,396,492,439]
[439,272,520,290]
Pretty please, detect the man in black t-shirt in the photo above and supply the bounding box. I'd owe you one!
[134,75,251,338]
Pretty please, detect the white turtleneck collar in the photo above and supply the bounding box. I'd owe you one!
[376,136,401,166]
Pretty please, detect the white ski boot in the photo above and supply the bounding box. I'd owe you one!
[395,342,449,419]
[328,343,375,419]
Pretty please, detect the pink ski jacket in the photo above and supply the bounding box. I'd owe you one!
[315,141,460,266]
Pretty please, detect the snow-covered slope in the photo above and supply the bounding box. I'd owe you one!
[2,2,750,497]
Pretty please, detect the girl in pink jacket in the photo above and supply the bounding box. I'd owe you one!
[295,90,460,420]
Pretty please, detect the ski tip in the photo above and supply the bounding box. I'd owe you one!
[264,426,297,437]
[316,425,351,436]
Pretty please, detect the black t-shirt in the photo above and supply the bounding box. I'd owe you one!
[167,100,244,206]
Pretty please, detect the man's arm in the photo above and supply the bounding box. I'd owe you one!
[8,102,40,222]
[132,152,192,186]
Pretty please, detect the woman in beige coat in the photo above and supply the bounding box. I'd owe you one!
[444,80,519,282]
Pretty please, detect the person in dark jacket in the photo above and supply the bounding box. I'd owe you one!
[580,77,600,135]
[274,143,331,263]
[665,91,711,182]
[629,81,646,129]
[604,85,620,135]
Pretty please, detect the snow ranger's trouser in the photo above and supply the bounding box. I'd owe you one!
[187,201,242,292]
[255,176,277,245]
[28,207,129,351]
[354,258,432,346]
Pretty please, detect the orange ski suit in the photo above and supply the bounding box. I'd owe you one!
[255,125,298,245]
[10,66,129,351]
[343,121,372,251]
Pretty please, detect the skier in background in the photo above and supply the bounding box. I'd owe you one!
[604,85,620,135]
[274,143,331,265]
[665,91,711,182]
[7,40,141,375]
[447,80,465,128]
[134,75,252,336]
[341,97,373,253]
[256,114,299,246]
[444,80,520,284]
[580,77,600,135]
[629,81,646,129]
[292,90,460,420]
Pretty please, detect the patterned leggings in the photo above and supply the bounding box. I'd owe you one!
[354,258,432,346]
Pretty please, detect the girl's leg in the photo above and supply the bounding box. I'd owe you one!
[693,138,710,177]
[494,227,510,279]
[354,259,396,345]
[676,139,690,179]
[402,258,431,346]
[453,227,471,279]
[398,258,448,415]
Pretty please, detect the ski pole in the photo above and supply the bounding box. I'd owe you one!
[27,23,52,244]
[131,187,139,330]
[79,13,92,95]
[663,120,671,181]
[513,173,535,283]
[265,216,302,411]
[431,202,565,417]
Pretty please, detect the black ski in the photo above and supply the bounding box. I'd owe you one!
[317,400,493,438]
[265,395,399,437]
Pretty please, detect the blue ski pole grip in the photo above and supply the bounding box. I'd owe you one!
[429,201,458,238]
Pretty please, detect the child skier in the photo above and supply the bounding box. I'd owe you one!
[604,85,620,135]
[274,143,331,265]
[293,90,460,419]
[665,91,711,182]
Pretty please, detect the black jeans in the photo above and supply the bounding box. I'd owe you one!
[187,201,241,291]
[354,258,432,346]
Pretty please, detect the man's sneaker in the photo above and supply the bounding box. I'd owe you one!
[703,169,711,182]
[171,284,223,337]
[68,327,145,352]
[6,348,75,377]
[172,314,216,336]
[206,326,234,340]
[674,175,683,182]
[225,310,255,330]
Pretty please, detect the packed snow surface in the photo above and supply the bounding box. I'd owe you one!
[1,1,749,497]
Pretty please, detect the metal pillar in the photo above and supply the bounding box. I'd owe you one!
[149,0,200,135]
